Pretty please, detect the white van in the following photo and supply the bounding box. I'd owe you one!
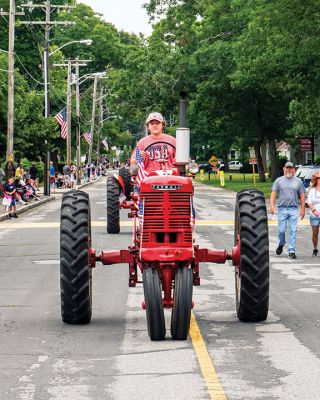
[228,160,243,171]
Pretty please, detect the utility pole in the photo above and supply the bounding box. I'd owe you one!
[44,0,50,118]
[97,84,105,163]
[53,59,90,177]
[20,1,75,195]
[0,2,24,161]
[66,59,72,164]
[75,61,81,185]
[7,0,15,161]
[88,75,98,165]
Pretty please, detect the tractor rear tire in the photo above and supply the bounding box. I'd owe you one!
[143,268,166,341]
[60,190,92,324]
[171,266,193,340]
[234,189,269,322]
[107,176,120,234]
[119,166,131,200]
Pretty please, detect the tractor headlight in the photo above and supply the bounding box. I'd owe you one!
[187,162,199,175]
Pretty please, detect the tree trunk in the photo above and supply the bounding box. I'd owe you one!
[261,142,267,171]
[268,138,280,181]
[222,152,229,171]
[254,142,266,182]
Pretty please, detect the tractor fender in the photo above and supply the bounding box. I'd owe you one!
[112,173,125,194]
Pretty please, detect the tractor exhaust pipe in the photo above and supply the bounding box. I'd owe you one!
[176,91,190,175]
[179,92,187,128]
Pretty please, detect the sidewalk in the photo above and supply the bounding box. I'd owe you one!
[0,176,103,222]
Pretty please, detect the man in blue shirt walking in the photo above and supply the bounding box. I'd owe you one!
[270,161,305,259]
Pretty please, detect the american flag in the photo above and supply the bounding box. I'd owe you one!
[190,197,196,227]
[83,132,91,145]
[54,109,67,139]
[101,137,108,151]
[135,147,148,185]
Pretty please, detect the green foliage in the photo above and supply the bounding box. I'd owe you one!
[1,0,320,173]
[20,158,45,182]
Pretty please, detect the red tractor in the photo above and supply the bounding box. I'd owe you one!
[60,130,269,340]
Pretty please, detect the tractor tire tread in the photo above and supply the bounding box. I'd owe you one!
[235,189,269,322]
[107,176,120,234]
[60,190,92,324]
[119,167,131,200]
[143,268,166,341]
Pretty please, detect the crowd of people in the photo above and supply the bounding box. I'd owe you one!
[0,160,40,219]
[0,158,115,219]
[49,159,112,192]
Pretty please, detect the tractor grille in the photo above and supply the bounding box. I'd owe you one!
[143,192,164,231]
[141,191,192,244]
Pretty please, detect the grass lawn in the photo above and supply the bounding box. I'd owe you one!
[195,172,273,198]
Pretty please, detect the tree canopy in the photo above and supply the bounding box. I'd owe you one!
[0,0,319,178]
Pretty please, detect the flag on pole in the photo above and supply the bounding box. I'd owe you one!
[101,137,109,151]
[83,132,91,145]
[135,147,149,185]
[54,109,67,139]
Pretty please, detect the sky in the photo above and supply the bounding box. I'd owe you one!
[79,0,153,36]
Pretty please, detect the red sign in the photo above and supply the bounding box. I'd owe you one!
[249,158,257,164]
[299,138,312,151]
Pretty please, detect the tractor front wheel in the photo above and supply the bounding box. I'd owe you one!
[234,189,269,322]
[107,176,120,234]
[60,190,92,324]
[143,268,166,341]
[171,266,193,340]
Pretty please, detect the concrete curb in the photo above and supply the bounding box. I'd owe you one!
[0,175,104,222]
[0,196,56,222]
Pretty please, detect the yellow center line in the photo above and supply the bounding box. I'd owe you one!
[190,312,227,400]
[0,219,309,228]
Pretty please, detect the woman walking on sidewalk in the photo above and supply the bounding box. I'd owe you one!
[307,171,320,257]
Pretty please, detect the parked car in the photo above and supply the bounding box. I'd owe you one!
[295,165,312,180]
[295,165,320,186]
[228,160,243,171]
[302,167,320,190]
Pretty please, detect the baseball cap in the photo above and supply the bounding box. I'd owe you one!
[284,161,294,168]
[146,112,164,124]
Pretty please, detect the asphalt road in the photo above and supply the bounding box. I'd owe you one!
[1,176,320,400]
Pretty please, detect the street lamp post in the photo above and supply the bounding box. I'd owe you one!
[43,39,92,195]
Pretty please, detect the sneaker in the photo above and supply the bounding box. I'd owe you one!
[13,213,18,219]
[276,245,283,255]
[8,214,13,219]
[312,249,318,257]
[19,200,26,205]
[288,252,297,259]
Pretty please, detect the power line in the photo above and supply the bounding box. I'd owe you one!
[15,53,44,85]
